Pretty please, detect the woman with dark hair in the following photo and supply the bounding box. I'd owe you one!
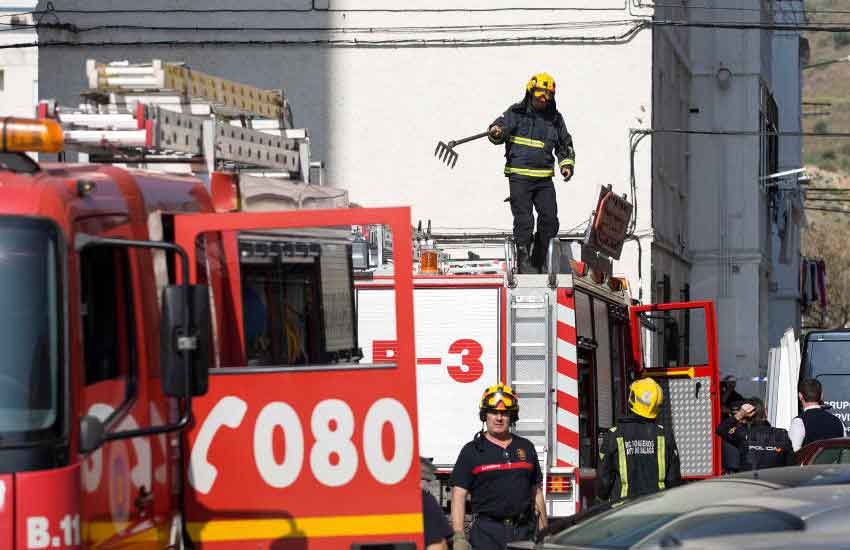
[715,397,796,471]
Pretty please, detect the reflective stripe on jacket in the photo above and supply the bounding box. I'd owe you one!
[491,96,575,179]
[598,415,681,502]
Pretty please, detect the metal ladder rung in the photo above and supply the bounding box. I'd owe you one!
[512,303,546,310]
[512,342,545,348]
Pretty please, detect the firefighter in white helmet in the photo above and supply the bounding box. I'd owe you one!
[450,384,547,550]
[598,378,681,502]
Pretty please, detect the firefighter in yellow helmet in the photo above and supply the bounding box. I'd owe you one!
[488,72,576,274]
[450,384,547,550]
[597,378,681,503]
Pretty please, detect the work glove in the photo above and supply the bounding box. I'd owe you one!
[453,530,471,550]
[561,165,573,182]
[488,125,505,144]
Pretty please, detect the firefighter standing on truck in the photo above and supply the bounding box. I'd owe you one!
[451,384,547,550]
[488,72,575,274]
[598,378,682,502]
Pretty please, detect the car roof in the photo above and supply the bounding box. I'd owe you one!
[715,464,850,486]
[673,531,850,549]
[707,484,850,518]
[801,437,850,450]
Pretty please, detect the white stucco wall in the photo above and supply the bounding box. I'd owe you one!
[0,1,38,118]
[34,0,656,296]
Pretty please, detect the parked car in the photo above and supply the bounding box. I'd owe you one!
[797,437,850,465]
[636,484,850,549]
[668,531,850,549]
[508,465,850,550]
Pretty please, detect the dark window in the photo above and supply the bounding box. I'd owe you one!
[0,217,62,436]
[80,247,135,386]
[648,506,803,544]
[813,446,850,465]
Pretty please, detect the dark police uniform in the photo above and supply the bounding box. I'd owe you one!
[716,416,796,470]
[490,95,574,270]
[799,407,845,447]
[422,489,452,547]
[598,415,681,502]
[451,432,542,550]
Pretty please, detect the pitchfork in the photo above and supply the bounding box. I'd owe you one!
[434,131,490,168]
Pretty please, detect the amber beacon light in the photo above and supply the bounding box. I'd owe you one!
[1,117,64,153]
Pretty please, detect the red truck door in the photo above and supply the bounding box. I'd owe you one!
[629,301,721,479]
[172,207,422,549]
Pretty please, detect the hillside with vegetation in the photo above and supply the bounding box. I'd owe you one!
[803,0,850,171]
[801,0,850,329]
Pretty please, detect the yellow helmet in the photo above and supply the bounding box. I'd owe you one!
[526,72,556,97]
[479,383,519,420]
[628,378,663,419]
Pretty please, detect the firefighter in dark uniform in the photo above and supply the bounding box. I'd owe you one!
[488,72,575,274]
[450,384,547,550]
[598,378,682,502]
[716,398,796,470]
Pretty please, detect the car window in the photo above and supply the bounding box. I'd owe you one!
[813,447,850,465]
[636,506,804,547]
[549,481,780,548]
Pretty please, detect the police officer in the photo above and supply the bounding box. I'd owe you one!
[488,72,575,274]
[450,384,547,550]
[716,398,796,470]
[598,378,681,502]
[789,378,845,451]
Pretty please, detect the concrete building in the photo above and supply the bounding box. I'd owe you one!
[768,1,806,362]
[0,1,38,118]
[32,0,805,391]
[685,0,805,395]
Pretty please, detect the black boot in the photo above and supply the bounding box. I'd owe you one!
[517,244,536,274]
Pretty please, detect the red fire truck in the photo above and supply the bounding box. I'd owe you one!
[355,227,722,517]
[0,59,423,549]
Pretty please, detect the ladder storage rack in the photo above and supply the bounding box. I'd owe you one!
[38,59,309,178]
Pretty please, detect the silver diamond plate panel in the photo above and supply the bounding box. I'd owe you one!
[655,376,713,477]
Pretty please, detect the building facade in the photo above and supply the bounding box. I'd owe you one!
[32,0,804,393]
[0,1,38,118]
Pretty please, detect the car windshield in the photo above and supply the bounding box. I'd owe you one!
[0,217,62,437]
[806,340,850,428]
[636,505,804,547]
[548,481,782,548]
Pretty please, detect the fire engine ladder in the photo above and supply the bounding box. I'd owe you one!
[38,59,310,179]
[504,239,561,492]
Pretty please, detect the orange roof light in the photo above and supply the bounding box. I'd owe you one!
[1,117,63,153]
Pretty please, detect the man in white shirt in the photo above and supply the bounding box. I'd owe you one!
[789,378,845,452]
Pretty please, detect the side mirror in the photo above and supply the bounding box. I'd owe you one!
[79,415,105,453]
[160,284,212,397]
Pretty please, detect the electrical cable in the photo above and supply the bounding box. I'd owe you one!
[805,206,850,214]
[19,18,643,35]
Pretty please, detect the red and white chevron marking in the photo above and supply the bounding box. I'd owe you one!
[556,288,580,467]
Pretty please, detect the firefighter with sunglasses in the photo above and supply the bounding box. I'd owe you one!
[450,384,547,550]
[488,72,575,274]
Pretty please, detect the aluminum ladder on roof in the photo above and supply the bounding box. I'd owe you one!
[504,239,562,495]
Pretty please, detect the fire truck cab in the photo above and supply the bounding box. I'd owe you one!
[0,59,424,549]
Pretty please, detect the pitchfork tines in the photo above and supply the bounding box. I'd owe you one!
[434,130,490,169]
[434,140,459,168]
